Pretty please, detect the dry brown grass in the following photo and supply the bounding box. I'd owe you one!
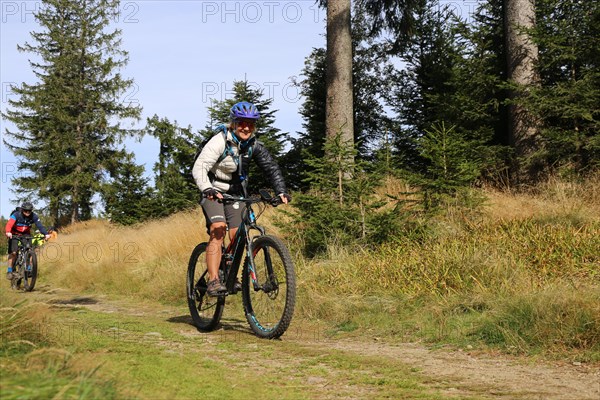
[40,205,289,303]
[41,209,207,302]
[482,173,600,221]
[0,295,57,357]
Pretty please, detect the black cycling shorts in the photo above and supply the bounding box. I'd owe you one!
[201,197,245,234]
[7,238,20,254]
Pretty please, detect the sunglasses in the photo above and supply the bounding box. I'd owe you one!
[237,120,256,128]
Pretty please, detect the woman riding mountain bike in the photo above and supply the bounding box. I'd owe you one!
[187,190,296,338]
[192,101,291,297]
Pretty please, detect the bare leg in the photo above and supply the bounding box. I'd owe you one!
[206,222,227,281]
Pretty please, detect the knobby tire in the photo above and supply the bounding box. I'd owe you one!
[22,250,37,292]
[242,235,296,339]
[187,242,225,331]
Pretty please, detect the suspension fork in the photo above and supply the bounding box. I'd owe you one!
[261,243,278,292]
[245,222,276,291]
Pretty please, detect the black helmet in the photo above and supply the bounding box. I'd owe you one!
[21,201,34,211]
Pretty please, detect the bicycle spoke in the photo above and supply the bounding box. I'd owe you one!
[22,250,37,291]
[187,243,224,331]
[242,236,295,339]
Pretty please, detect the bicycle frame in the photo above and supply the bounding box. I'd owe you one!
[221,199,267,293]
[13,235,34,258]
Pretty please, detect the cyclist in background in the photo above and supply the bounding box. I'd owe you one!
[192,101,291,296]
[32,226,57,247]
[4,202,51,280]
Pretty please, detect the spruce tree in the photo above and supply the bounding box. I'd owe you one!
[283,48,327,191]
[3,0,141,225]
[380,1,507,183]
[285,7,394,190]
[524,0,600,173]
[454,0,508,148]
[145,115,199,217]
[384,2,471,168]
[102,151,153,225]
[326,0,355,174]
[409,122,484,210]
[199,80,287,194]
[504,0,541,182]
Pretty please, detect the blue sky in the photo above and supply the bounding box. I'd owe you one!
[1,0,327,218]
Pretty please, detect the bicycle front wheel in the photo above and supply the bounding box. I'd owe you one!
[22,250,37,292]
[242,235,296,339]
[187,243,225,331]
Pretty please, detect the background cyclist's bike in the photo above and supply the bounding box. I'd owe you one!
[10,235,38,291]
[187,190,296,339]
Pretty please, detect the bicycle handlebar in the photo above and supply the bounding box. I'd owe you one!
[203,191,285,207]
[11,234,36,240]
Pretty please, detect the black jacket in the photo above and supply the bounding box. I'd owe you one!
[242,141,287,196]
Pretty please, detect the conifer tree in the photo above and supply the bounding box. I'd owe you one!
[102,151,153,225]
[145,115,199,217]
[285,8,394,190]
[282,48,327,191]
[3,0,141,225]
[524,0,600,173]
[384,2,460,169]
[379,1,507,183]
[409,122,484,210]
[199,80,287,194]
[326,0,355,174]
[504,0,541,181]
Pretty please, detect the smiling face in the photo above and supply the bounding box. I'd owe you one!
[234,118,256,141]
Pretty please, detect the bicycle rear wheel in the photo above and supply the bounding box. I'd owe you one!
[242,235,296,339]
[187,242,225,331]
[22,250,37,292]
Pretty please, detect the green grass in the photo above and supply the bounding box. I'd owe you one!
[470,287,600,360]
[0,363,118,400]
[0,298,118,399]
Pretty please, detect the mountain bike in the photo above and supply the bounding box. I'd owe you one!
[187,190,296,339]
[9,235,38,291]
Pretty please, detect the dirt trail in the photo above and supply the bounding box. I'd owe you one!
[322,340,599,399]
[32,286,600,400]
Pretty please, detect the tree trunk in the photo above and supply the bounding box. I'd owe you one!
[70,199,79,224]
[326,0,354,177]
[49,199,59,228]
[72,124,83,224]
[504,0,540,182]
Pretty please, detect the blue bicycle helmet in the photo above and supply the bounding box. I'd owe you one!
[230,101,260,121]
